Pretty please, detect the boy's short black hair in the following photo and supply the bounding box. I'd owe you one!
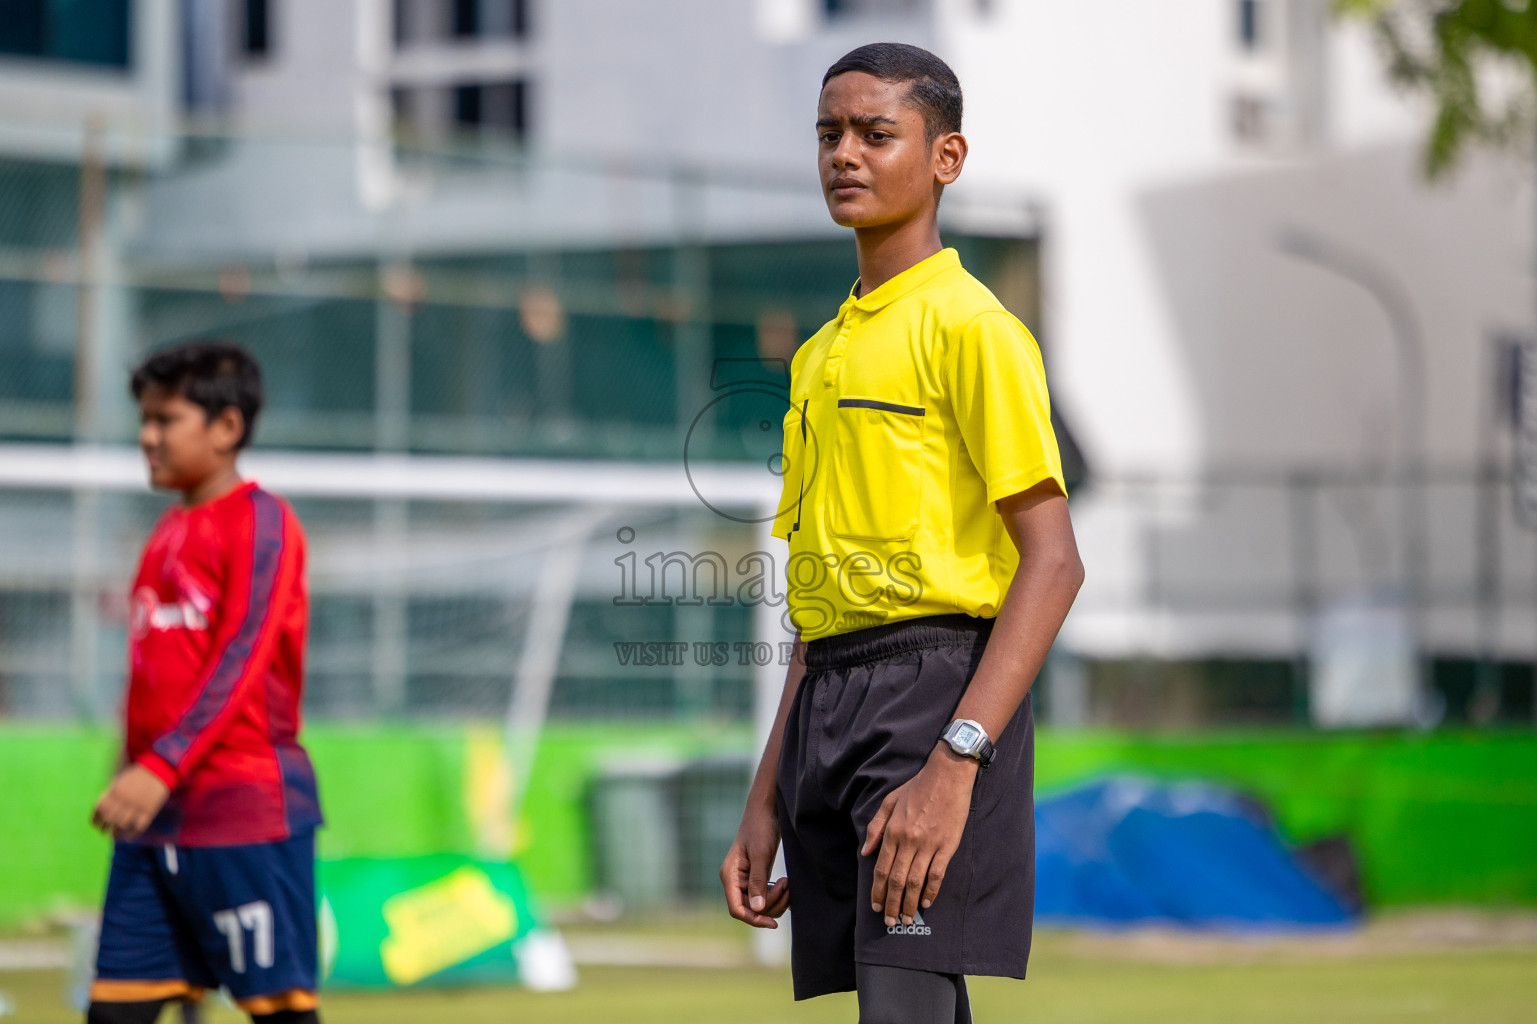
[822,42,962,142]
[130,339,264,450]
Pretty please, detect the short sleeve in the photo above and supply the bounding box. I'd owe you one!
[943,311,1067,506]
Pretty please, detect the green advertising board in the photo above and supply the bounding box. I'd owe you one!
[2,724,1534,930]
[320,855,574,991]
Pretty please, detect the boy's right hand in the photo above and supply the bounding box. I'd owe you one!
[720,800,789,928]
[91,764,171,840]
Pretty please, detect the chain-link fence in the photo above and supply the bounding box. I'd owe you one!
[0,124,1042,734]
[1057,467,1537,728]
[4,123,1535,731]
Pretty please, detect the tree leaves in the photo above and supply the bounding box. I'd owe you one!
[1337,0,1537,178]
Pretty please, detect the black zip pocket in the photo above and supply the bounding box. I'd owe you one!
[837,398,924,417]
[790,399,808,535]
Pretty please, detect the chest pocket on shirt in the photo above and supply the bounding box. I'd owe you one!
[829,397,925,542]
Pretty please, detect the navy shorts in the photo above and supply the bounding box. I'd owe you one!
[92,830,319,1014]
[777,613,1035,1000]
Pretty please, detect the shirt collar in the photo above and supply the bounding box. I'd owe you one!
[841,247,961,315]
[183,478,258,513]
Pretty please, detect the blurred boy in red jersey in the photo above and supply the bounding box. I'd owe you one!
[87,340,323,1024]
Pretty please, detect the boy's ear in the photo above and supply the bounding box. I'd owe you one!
[209,406,246,454]
[934,131,967,186]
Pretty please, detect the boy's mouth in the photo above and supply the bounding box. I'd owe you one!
[829,177,866,197]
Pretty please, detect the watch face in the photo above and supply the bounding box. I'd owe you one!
[954,724,979,748]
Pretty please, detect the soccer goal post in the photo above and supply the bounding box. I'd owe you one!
[0,443,793,958]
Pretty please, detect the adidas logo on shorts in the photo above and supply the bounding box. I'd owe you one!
[886,910,932,936]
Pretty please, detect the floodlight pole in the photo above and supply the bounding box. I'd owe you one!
[1276,227,1430,708]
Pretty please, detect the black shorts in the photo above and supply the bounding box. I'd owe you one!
[776,613,1035,1000]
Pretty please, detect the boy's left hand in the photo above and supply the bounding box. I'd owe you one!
[862,744,978,927]
[92,764,171,840]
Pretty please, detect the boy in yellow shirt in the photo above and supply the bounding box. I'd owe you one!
[720,43,1084,1023]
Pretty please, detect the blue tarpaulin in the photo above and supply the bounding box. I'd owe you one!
[1034,777,1358,929]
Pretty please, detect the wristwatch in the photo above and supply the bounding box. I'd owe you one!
[941,719,996,767]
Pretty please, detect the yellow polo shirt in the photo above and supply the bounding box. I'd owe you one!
[771,247,1066,641]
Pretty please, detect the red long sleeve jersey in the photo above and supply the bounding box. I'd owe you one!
[124,480,322,847]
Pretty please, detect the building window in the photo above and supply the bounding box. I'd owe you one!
[1238,0,1260,51]
[396,0,530,48]
[452,0,529,39]
[393,0,408,46]
[452,0,478,36]
[243,0,271,58]
[453,81,482,125]
[453,79,527,140]
[392,79,529,146]
[823,0,916,16]
[824,0,919,17]
[0,0,131,69]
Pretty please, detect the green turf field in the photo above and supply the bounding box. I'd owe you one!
[5,933,1534,1023]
